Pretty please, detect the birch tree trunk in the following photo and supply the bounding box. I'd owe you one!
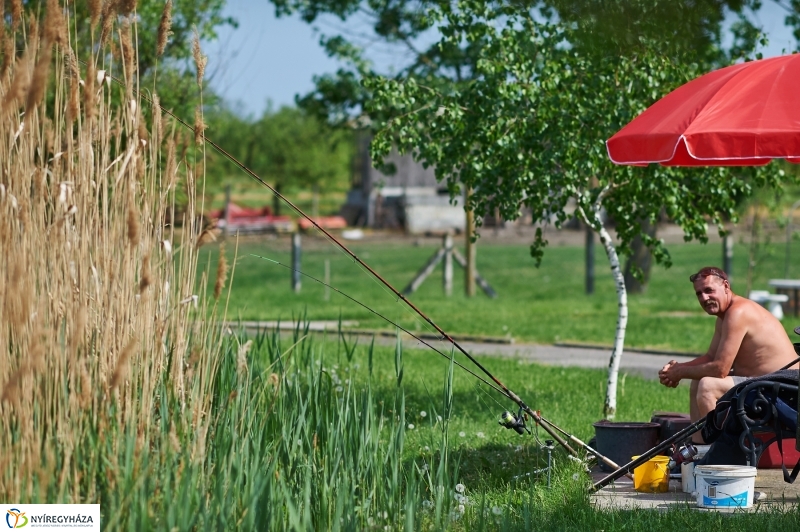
[581,199,628,419]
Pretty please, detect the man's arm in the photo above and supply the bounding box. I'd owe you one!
[668,310,745,381]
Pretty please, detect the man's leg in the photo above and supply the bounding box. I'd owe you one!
[689,375,735,443]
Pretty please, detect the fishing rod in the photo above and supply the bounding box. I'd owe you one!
[96,65,714,481]
[91,65,632,465]
[251,254,509,396]
[254,253,633,473]
[130,90,577,457]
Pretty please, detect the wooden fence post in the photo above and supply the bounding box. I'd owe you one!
[465,189,476,297]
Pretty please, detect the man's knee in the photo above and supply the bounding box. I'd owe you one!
[696,376,734,402]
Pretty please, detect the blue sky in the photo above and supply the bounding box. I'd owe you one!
[203,0,798,118]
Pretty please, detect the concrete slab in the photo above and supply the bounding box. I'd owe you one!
[590,466,800,512]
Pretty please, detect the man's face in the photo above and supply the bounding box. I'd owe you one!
[693,276,729,315]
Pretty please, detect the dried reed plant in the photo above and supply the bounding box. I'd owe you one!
[156,0,172,57]
[191,28,207,88]
[213,244,227,300]
[0,3,224,503]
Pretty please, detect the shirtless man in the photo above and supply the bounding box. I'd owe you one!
[658,267,798,435]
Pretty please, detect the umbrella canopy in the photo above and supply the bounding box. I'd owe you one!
[606,54,800,166]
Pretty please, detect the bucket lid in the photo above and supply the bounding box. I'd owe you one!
[632,455,670,463]
[592,421,661,429]
[694,465,757,478]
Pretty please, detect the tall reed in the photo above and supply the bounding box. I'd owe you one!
[0,2,214,505]
[0,6,441,530]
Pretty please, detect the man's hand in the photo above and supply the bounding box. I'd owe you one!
[659,360,680,388]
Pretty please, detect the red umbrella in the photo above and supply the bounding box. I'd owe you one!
[606,54,800,166]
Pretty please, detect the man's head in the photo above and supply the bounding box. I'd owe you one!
[690,266,731,315]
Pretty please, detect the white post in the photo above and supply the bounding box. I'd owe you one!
[443,233,453,296]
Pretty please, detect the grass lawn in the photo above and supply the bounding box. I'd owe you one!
[199,232,800,354]
[201,326,800,530]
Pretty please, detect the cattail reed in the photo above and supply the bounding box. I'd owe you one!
[137,120,148,147]
[99,0,117,46]
[25,36,52,115]
[83,60,95,123]
[120,18,135,82]
[213,245,227,300]
[0,1,229,514]
[66,78,79,124]
[236,340,251,376]
[139,253,151,294]
[156,0,172,57]
[45,0,66,45]
[194,105,206,144]
[126,193,140,246]
[109,339,137,388]
[1,36,13,77]
[88,0,102,29]
[2,21,37,115]
[151,93,162,143]
[62,46,79,80]
[10,0,22,33]
[118,0,137,16]
[191,28,206,88]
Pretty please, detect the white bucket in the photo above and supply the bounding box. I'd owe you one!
[694,465,757,509]
[681,462,695,493]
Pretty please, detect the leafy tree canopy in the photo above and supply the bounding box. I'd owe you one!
[363,1,792,265]
[270,0,778,122]
[205,104,355,211]
[24,0,237,117]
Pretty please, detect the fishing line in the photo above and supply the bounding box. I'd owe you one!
[251,253,507,396]
[256,251,586,458]
[95,68,586,457]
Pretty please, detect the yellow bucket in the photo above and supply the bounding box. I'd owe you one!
[632,455,670,493]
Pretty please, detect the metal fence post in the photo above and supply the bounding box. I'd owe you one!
[291,232,301,293]
[722,233,733,283]
[443,233,453,296]
[585,225,595,295]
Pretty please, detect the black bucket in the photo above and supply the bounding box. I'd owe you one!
[593,421,661,472]
[650,412,692,443]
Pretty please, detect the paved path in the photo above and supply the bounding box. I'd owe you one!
[235,321,694,380]
[362,332,692,381]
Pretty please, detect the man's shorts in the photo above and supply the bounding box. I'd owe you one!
[731,375,751,385]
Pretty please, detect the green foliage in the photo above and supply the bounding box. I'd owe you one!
[274,0,771,122]
[58,0,234,117]
[204,104,355,201]
[364,2,795,267]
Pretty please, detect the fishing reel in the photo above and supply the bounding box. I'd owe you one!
[669,442,698,467]
[499,409,531,435]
